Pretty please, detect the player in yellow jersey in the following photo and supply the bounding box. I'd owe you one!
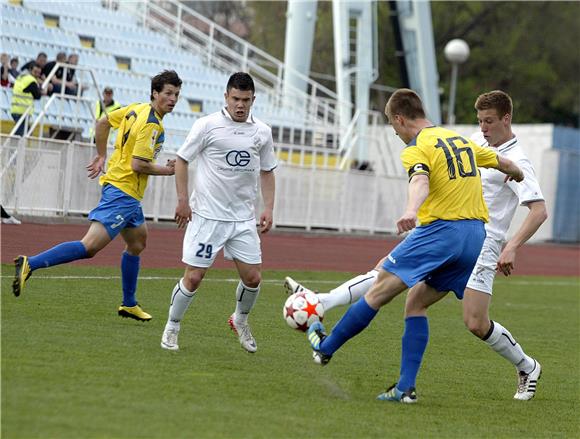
[305,88,524,403]
[13,70,182,322]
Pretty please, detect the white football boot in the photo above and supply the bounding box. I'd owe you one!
[514,359,541,400]
[161,325,180,351]
[228,314,257,353]
[284,276,314,296]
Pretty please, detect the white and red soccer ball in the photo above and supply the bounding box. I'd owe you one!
[283,291,324,331]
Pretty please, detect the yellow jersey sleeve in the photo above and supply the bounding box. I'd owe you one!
[132,122,161,162]
[401,146,431,181]
[472,143,499,168]
[106,105,126,129]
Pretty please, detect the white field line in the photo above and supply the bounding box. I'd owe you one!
[0,275,578,286]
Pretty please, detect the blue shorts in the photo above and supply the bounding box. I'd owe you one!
[382,219,486,299]
[88,184,145,239]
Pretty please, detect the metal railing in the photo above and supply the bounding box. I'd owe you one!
[1,134,407,234]
[10,62,101,139]
[116,0,353,130]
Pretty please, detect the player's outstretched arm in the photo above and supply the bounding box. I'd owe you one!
[174,156,191,229]
[130,157,175,176]
[497,200,548,276]
[396,174,429,234]
[259,170,275,234]
[496,155,524,182]
[87,116,111,179]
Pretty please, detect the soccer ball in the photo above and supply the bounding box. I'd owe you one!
[283,291,324,331]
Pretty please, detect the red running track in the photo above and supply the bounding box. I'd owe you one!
[1,222,578,276]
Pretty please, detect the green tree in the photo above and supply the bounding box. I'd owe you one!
[432,1,580,125]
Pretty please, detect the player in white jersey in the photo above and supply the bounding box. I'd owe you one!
[285,90,547,400]
[161,72,277,353]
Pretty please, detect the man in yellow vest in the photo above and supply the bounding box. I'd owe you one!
[91,86,121,140]
[95,86,121,119]
[10,63,51,136]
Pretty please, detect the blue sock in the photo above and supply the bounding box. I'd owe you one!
[121,252,140,307]
[319,297,378,356]
[397,316,429,392]
[28,241,88,271]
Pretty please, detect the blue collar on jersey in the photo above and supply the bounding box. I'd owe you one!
[406,125,437,147]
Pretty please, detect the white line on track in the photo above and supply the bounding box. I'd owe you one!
[1,275,578,286]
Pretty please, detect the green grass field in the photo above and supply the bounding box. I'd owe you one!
[2,265,579,438]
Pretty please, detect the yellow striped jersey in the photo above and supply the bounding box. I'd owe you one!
[99,103,165,200]
[401,126,498,225]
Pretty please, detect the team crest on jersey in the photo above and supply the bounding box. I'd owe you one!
[151,130,164,159]
[253,136,261,147]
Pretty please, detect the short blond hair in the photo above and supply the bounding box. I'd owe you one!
[474,90,513,118]
[385,88,426,120]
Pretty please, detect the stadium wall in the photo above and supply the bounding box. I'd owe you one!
[1,124,572,242]
[552,126,580,242]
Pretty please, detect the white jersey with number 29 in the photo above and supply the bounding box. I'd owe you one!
[177,108,277,222]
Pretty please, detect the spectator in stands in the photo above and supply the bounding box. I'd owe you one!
[1,53,11,87]
[95,86,121,119]
[61,53,80,96]
[42,51,65,79]
[43,52,68,95]
[90,87,122,140]
[8,57,19,83]
[1,205,21,225]
[21,52,48,79]
[10,63,52,136]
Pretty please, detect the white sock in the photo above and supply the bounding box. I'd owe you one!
[234,281,260,325]
[166,278,196,330]
[318,270,378,311]
[483,320,535,373]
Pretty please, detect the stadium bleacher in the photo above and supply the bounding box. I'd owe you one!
[0,0,303,150]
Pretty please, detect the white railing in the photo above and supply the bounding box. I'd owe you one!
[10,62,101,140]
[0,135,407,234]
[116,0,353,131]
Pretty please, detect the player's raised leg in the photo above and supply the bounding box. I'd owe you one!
[285,259,384,314]
[320,269,379,311]
[463,287,540,400]
[161,265,204,351]
[13,221,110,297]
[309,269,407,364]
[229,259,261,353]
[118,223,151,321]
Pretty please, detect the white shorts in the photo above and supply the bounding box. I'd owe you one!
[182,213,262,268]
[465,238,502,295]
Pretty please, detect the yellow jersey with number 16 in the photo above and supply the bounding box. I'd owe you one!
[401,126,498,225]
[99,103,165,201]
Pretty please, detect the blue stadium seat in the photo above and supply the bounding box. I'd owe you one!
[6,0,310,149]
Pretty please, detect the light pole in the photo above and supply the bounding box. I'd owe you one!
[444,38,470,125]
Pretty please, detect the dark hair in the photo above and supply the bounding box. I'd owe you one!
[37,52,47,59]
[29,62,41,71]
[150,70,182,100]
[474,90,513,118]
[385,88,426,120]
[226,72,255,93]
